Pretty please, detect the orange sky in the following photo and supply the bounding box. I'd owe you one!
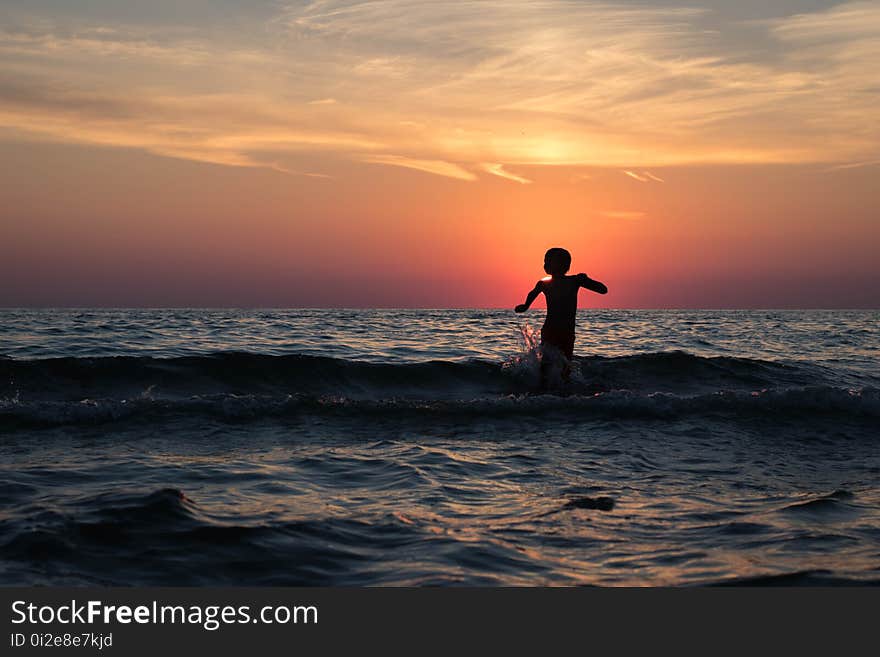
[1,1,878,307]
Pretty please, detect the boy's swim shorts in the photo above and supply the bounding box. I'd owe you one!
[540,326,575,360]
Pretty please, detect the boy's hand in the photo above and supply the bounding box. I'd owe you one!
[514,304,528,313]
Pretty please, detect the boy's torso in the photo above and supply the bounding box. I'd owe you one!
[541,275,580,331]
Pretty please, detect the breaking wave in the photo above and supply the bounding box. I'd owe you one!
[1,351,876,428]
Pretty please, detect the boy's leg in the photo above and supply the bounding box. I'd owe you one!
[561,333,574,382]
[538,343,557,389]
[540,327,574,387]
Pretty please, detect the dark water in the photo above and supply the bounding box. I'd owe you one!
[1,309,878,585]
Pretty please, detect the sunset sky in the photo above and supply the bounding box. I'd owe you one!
[1,0,878,307]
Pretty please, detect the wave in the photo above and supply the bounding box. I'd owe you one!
[0,488,398,585]
[0,352,503,402]
[5,486,878,586]
[2,384,877,429]
[0,350,854,399]
[710,569,880,586]
[1,351,875,429]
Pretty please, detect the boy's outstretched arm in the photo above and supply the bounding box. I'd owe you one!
[577,273,608,294]
[515,282,543,313]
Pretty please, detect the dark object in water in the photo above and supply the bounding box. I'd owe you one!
[563,496,615,511]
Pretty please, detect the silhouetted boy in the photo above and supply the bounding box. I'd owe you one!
[515,248,607,378]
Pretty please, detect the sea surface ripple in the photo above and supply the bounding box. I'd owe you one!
[1,309,878,585]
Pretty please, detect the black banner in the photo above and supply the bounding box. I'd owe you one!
[1,587,877,654]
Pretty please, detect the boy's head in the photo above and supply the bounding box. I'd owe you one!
[544,247,571,276]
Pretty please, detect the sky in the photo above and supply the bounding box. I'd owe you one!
[0,0,878,308]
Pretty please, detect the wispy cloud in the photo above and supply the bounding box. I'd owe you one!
[276,0,880,166]
[771,1,880,43]
[270,164,333,178]
[0,26,267,66]
[363,154,476,181]
[0,1,877,173]
[480,163,532,184]
[0,77,383,171]
[824,159,880,172]
[623,170,664,183]
[600,210,645,219]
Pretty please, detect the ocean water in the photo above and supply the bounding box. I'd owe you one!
[1,308,878,586]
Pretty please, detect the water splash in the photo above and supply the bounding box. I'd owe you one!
[518,323,541,353]
[500,323,573,390]
[501,324,543,388]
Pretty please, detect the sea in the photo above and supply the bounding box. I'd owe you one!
[1,308,878,586]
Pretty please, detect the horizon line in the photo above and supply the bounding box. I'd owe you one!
[2,306,878,312]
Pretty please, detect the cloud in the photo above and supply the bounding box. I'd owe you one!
[0,2,877,173]
[480,163,532,184]
[824,159,880,172]
[269,164,333,178]
[623,170,664,182]
[363,154,476,180]
[600,210,645,219]
[0,26,267,67]
[276,0,879,165]
[771,2,880,43]
[0,75,384,171]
